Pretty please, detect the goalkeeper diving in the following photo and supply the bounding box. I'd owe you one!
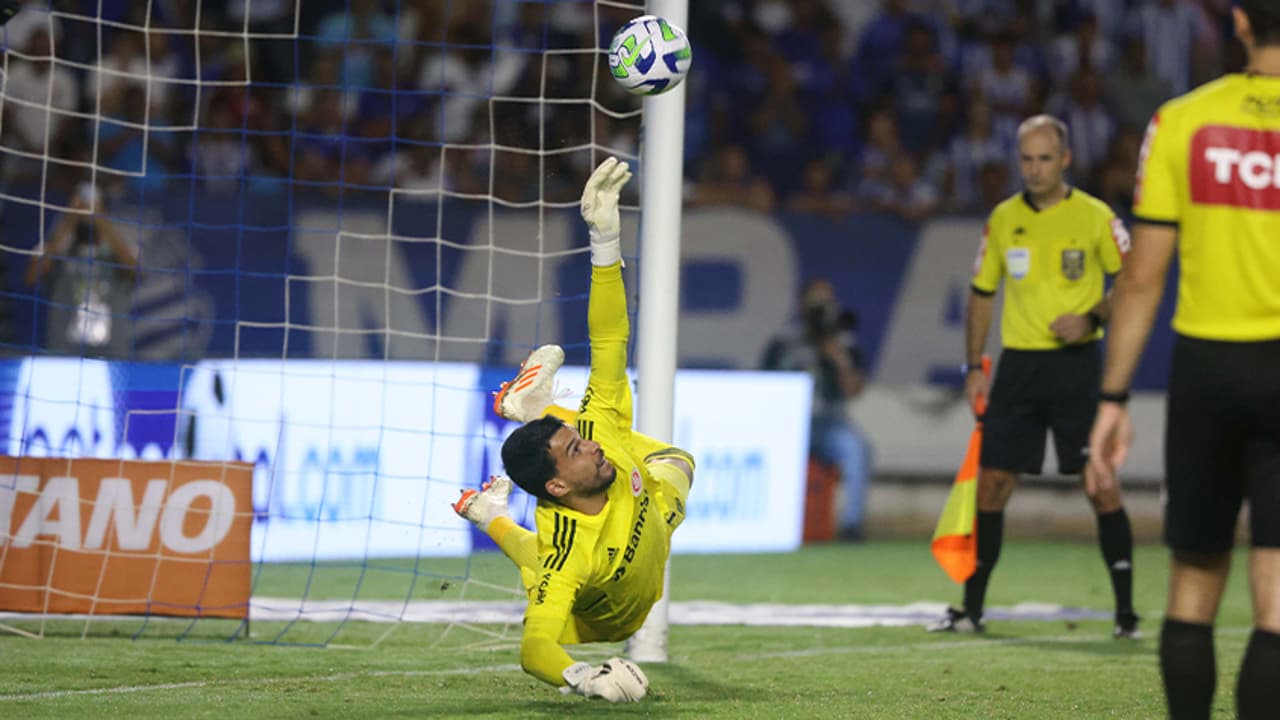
[452,158,695,703]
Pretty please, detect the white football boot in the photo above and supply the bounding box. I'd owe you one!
[452,475,513,531]
[492,344,565,422]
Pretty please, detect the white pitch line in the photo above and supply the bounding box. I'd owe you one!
[0,632,1147,703]
[240,599,1111,629]
[733,624,1255,662]
[0,632,1150,703]
[0,619,1254,703]
[0,664,523,702]
[0,635,1092,703]
[0,635,1101,704]
[735,633,1118,661]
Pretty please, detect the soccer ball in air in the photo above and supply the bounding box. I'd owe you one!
[608,15,692,96]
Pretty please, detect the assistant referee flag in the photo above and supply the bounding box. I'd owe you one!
[931,356,991,584]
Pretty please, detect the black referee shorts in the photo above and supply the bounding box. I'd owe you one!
[980,343,1100,476]
[1165,335,1280,552]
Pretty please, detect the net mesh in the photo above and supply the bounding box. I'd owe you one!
[0,0,647,645]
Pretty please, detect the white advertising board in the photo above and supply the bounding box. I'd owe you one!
[3,358,812,560]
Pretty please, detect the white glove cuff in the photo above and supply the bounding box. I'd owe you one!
[562,661,595,689]
[588,228,622,267]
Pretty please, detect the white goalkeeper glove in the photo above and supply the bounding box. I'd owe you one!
[560,657,649,702]
[580,157,632,267]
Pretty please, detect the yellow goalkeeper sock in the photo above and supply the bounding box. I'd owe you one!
[488,516,538,571]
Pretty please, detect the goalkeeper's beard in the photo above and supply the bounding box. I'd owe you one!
[589,459,617,494]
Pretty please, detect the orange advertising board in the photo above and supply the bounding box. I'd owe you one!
[0,457,252,619]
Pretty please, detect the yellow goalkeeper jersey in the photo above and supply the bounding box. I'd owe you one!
[521,264,686,685]
[1134,73,1280,341]
[972,188,1129,349]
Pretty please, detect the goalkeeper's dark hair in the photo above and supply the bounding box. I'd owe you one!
[501,416,565,502]
[1241,0,1280,47]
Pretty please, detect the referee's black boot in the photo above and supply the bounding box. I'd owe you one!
[927,607,985,633]
[1113,611,1141,640]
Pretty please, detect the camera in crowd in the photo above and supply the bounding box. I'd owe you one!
[800,278,859,342]
[804,298,859,342]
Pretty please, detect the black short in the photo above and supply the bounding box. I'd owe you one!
[1164,335,1280,552]
[980,343,1100,476]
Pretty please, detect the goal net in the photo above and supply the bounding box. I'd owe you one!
[0,0,649,646]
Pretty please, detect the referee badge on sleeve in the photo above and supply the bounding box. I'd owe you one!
[1006,247,1031,279]
[1061,249,1085,280]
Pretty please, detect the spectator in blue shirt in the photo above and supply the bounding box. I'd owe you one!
[314,0,397,89]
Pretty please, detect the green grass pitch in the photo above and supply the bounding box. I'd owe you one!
[0,540,1255,718]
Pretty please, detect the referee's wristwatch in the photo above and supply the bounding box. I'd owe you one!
[1099,389,1130,405]
[960,361,983,376]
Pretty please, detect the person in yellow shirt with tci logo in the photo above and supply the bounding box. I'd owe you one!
[929,114,1138,639]
[1089,3,1280,718]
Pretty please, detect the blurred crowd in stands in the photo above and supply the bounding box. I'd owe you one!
[687,0,1242,221]
[0,0,1244,220]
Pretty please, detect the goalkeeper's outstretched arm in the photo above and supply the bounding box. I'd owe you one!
[521,607,577,685]
[522,627,649,702]
[580,158,632,392]
[520,560,648,702]
[581,156,631,270]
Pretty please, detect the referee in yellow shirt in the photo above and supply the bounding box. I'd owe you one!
[930,115,1138,637]
[1089,4,1280,718]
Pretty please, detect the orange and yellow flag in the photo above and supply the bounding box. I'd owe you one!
[930,356,990,584]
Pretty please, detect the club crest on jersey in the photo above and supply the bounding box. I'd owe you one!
[630,467,642,496]
[1061,249,1085,280]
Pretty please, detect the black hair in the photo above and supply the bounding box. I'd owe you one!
[1241,0,1280,47]
[501,416,565,502]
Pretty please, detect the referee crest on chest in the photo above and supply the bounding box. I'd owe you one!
[1061,248,1085,280]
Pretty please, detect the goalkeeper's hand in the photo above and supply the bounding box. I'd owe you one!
[580,156,631,266]
[560,657,649,702]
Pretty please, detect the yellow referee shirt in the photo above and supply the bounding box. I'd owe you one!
[520,264,685,686]
[973,189,1129,349]
[1135,74,1280,341]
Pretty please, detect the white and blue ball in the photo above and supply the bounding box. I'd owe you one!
[607,15,692,96]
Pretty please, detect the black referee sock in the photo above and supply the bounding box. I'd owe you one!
[1237,628,1280,720]
[962,511,1004,619]
[1160,618,1216,720]
[1096,508,1134,618]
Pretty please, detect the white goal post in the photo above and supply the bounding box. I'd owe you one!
[627,0,689,664]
